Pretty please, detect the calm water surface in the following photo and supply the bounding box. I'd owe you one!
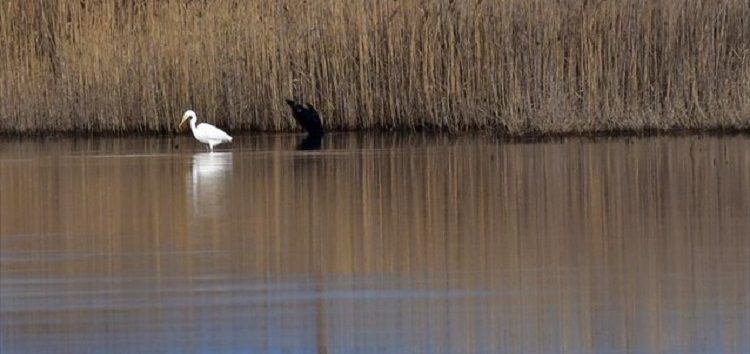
[1,133,749,353]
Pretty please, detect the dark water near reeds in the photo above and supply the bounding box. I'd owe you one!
[1,133,749,354]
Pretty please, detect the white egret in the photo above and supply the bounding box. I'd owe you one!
[179,110,233,152]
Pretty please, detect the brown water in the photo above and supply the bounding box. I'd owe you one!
[1,133,748,354]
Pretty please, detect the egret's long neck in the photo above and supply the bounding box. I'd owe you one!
[189,117,197,133]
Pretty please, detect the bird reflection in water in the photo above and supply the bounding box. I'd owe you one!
[189,152,233,217]
[296,134,323,150]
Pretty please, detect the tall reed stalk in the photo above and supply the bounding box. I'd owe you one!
[0,0,748,134]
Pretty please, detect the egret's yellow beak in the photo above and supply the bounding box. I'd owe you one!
[178,115,188,130]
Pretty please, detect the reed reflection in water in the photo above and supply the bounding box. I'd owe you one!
[0,134,748,353]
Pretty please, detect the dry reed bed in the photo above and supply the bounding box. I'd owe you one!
[0,0,748,134]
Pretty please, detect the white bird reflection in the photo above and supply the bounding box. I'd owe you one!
[189,152,233,217]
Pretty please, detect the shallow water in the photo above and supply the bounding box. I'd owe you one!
[1,133,749,354]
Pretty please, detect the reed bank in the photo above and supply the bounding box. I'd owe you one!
[1,1,748,135]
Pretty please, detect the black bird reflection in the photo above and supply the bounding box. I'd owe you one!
[286,99,325,150]
[296,134,323,150]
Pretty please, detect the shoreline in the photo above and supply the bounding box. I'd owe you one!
[2,126,749,143]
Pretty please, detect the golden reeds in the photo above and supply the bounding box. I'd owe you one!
[0,0,748,134]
